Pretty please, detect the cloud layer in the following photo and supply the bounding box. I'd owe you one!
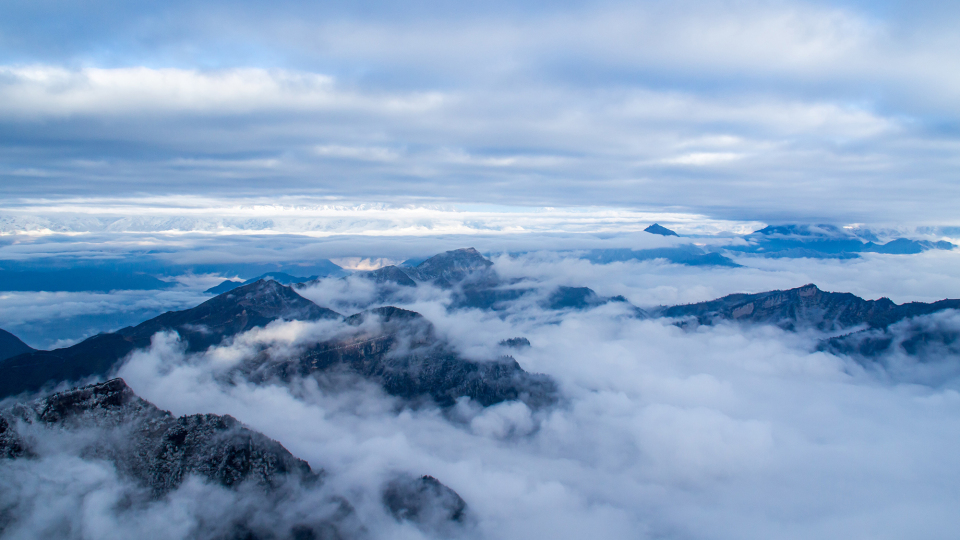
[1,0,959,222]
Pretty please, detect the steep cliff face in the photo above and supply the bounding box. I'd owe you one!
[0,280,341,398]
[241,306,559,408]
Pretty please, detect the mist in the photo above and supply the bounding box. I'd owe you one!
[3,248,960,539]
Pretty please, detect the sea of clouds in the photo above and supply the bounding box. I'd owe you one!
[4,248,960,539]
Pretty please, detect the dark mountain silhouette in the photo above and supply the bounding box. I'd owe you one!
[0,378,466,537]
[239,306,558,409]
[661,283,960,333]
[644,223,679,236]
[0,328,33,361]
[204,279,244,294]
[352,265,418,287]
[205,271,318,294]
[0,268,173,292]
[0,280,340,399]
[729,224,955,259]
[0,279,558,411]
[583,247,740,267]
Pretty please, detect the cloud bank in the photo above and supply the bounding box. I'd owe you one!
[1,0,959,222]
[6,249,960,538]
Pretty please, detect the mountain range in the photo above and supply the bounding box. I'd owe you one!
[0,378,466,538]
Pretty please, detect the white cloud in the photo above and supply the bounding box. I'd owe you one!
[0,66,445,118]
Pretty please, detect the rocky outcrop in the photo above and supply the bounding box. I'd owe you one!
[383,474,467,525]
[0,379,469,538]
[405,248,495,288]
[241,306,559,408]
[1,379,317,496]
[662,283,960,332]
[0,280,341,399]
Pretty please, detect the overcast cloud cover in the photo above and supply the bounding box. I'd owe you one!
[1,0,960,223]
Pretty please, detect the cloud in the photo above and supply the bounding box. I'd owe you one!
[0,66,444,118]
[4,247,960,538]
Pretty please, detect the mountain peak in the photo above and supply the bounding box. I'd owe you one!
[0,328,33,362]
[409,247,494,286]
[644,223,679,236]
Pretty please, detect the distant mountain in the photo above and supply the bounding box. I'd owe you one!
[204,279,244,294]
[352,265,418,287]
[405,248,495,287]
[660,283,960,333]
[644,223,679,236]
[205,271,318,294]
[0,269,172,292]
[583,247,740,267]
[239,306,558,409]
[0,328,33,361]
[0,280,340,398]
[0,378,466,537]
[731,224,955,259]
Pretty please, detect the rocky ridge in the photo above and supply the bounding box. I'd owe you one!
[0,379,468,538]
[0,280,340,398]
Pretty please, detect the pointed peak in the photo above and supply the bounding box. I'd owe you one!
[346,306,425,326]
[644,223,679,236]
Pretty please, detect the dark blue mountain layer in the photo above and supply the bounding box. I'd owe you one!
[0,328,33,361]
[0,269,172,292]
[583,247,740,267]
[661,283,960,333]
[644,223,679,236]
[0,280,339,398]
[205,271,318,294]
[731,224,955,259]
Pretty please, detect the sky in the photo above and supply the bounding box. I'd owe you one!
[2,0,960,224]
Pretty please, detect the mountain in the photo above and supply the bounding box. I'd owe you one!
[0,279,559,411]
[0,328,33,361]
[0,379,467,537]
[583,247,740,267]
[729,224,956,259]
[0,268,172,292]
[544,286,632,311]
[405,248,495,287]
[238,306,558,408]
[661,283,960,332]
[204,279,244,294]
[0,280,340,398]
[644,223,679,236]
[819,307,960,363]
[2,378,317,493]
[352,265,418,287]
[205,271,318,294]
